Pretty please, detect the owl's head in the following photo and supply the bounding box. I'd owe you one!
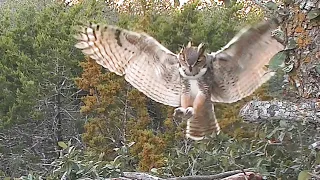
[178,42,208,78]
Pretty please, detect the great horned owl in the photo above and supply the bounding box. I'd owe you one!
[74,19,284,140]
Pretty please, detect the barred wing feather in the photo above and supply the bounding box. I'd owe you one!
[209,19,284,103]
[74,23,182,107]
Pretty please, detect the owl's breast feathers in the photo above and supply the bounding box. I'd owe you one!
[188,79,201,99]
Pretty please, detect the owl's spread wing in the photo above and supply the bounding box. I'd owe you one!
[74,23,182,107]
[208,19,284,103]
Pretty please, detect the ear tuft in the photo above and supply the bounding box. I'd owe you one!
[187,41,192,48]
[197,43,206,55]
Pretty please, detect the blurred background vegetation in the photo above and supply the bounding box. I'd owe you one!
[0,0,318,179]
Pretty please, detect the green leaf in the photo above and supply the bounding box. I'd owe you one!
[150,168,158,174]
[266,127,286,139]
[269,51,287,70]
[27,173,33,180]
[282,63,294,73]
[285,38,297,50]
[307,9,320,20]
[272,29,285,43]
[127,141,135,147]
[4,177,11,180]
[279,120,288,128]
[229,149,234,158]
[315,64,320,74]
[298,170,311,180]
[316,151,320,163]
[98,152,105,160]
[265,1,278,10]
[278,132,285,142]
[58,141,68,150]
[283,0,293,5]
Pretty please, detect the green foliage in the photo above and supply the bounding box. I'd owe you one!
[77,58,174,171]
[269,51,288,70]
[50,144,122,179]
[0,0,119,178]
[20,141,125,179]
[298,170,311,180]
[307,9,320,20]
[76,58,128,156]
[58,141,68,150]
[155,120,319,179]
[0,0,111,126]
[316,64,320,75]
[286,37,298,50]
[18,120,317,179]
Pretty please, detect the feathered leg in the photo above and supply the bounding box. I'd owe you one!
[186,93,221,140]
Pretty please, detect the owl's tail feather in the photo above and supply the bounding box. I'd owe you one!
[186,114,221,141]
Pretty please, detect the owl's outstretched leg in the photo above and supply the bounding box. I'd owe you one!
[192,92,206,113]
[186,92,209,140]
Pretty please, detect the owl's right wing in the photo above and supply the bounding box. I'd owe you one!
[74,23,182,107]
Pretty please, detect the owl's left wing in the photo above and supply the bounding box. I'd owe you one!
[74,23,182,107]
[208,19,284,103]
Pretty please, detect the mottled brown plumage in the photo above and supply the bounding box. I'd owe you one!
[74,19,284,140]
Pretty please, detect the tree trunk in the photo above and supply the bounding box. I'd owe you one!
[282,0,319,99]
[240,0,319,121]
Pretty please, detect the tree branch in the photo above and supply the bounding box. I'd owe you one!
[239,100,320,123]
[121,172,163,180]
[114,169,261,180]
[167,169,258,180]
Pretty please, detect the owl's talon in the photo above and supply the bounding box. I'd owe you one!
[185,107,194,119]
[173,107,186,118]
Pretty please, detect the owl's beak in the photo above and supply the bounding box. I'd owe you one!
[189,66,192,72]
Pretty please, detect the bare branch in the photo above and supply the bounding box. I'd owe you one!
[122,172,163,180]
[111,169,261,180]
[239,100,320,123]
